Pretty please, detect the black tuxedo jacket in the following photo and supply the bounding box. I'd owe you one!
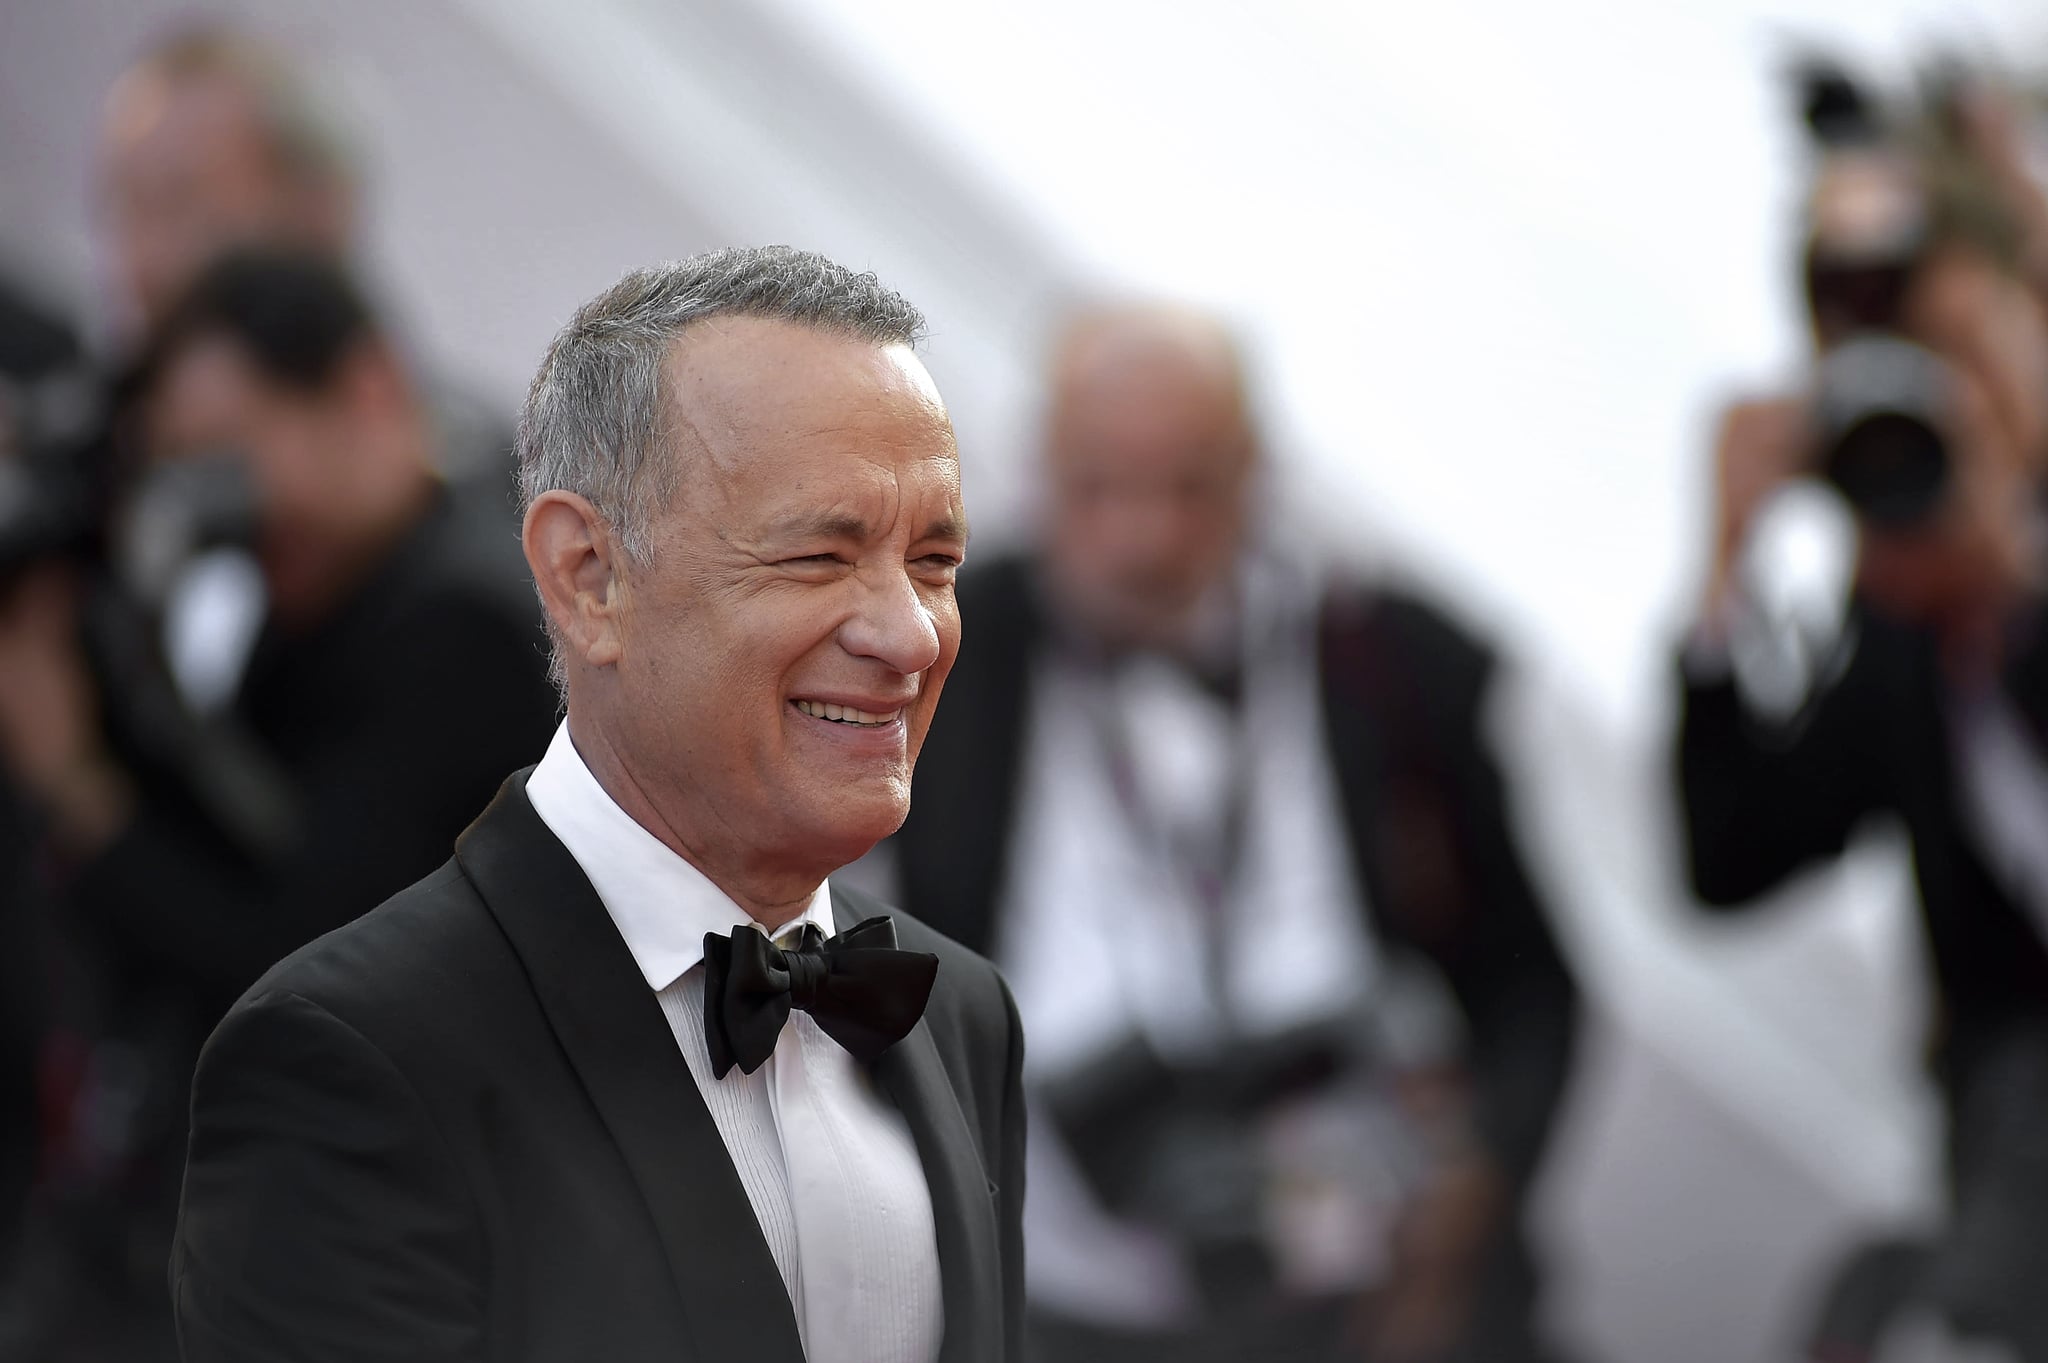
[172,772,1026,1363]
[1677,596,2048,1115]
[887,556,1580,1192]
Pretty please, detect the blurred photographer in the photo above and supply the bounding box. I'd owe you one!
[0,248,556,1354]
[0,271,102,1355]
[1677,64,2048,1362]
[7,246,557,1010]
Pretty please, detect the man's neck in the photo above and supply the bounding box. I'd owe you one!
[564,716,824,932]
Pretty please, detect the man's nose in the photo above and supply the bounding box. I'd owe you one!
[839,566,942,675]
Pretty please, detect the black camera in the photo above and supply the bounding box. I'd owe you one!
[0,277,260,601]
[1792,58,1964,529]
[0,283,118,584]
[1812,335,1957,529]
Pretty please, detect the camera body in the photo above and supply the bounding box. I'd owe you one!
[0,286,120,585]
[1812,335,1957,530]
[1794,59,1972,530]
[1,314,260,623]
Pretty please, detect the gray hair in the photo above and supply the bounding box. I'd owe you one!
[516,245,926,683]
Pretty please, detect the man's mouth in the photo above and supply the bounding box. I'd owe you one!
[792,699,903,727]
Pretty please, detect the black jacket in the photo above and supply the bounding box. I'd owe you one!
[1677,597,2048,1110]
[172,772,1027,1363]
[887,556,1580,1190]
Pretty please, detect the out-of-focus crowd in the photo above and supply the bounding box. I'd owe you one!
[0,27,560,1362]
[3,19,2048,1363]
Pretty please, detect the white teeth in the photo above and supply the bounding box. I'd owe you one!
[794,699,901,726]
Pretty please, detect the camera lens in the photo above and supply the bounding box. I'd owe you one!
[1822,410,1949,527]
[1814,336,1955,528]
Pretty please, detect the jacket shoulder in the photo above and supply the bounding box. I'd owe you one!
[234,859,514,1050]
[1324,577,1496,676]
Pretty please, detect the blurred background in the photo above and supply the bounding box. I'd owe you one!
[4,1,2048,1361]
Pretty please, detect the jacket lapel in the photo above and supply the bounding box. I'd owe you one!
[456,772,805,1363]
[840,897,1003,1363]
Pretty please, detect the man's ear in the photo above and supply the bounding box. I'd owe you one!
[524,491,627,671]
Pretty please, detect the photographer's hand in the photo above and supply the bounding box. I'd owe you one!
[1953,84,2048,309]
[0,564,132,856]
[1703,396,1808,622]
[1339,1068,1504,1363]
[1348,1147,1504,1363]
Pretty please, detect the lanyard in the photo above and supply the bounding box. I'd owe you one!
[1084,651,1261,1027]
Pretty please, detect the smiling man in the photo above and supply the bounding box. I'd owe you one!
[169,247,1024,1363]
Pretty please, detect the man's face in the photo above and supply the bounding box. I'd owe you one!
[603,319,966,873]
[1043,347,1254,649]
[99,72,328,327]
[146,335,366,619]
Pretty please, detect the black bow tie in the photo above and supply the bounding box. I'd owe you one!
[702,915,939,1078]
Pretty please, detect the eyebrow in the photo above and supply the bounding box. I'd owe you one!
[764,511,969,544]
[768,511,872,543]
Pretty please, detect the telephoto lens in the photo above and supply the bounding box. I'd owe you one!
[1812,335,1957,528]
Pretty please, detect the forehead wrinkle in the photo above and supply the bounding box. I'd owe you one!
[656,326,961,549]
[661,328,762,466]
[657,387,764,553]
[751,459,963,546]
[785,391,954,448]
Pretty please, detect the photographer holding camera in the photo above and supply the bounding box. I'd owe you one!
[1677,67,2048,1361]
[0,248,556,1355]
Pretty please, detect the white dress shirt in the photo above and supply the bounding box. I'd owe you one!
[525,723,942,1363]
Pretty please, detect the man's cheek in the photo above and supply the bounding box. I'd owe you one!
[922,651,956,713]
[906,694,941,754]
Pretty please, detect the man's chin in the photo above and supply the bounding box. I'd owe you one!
[800,789,910,871]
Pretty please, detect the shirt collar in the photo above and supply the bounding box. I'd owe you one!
[524,721,835,991]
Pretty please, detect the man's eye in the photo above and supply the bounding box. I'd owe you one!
[917,555,961,576]
[786,554,843,567]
